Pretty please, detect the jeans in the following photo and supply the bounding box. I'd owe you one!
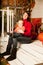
[7,32,32,52]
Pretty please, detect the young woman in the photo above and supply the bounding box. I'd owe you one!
[1,11,32,61]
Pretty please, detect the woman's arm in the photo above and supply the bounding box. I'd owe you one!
[14,26,25,34]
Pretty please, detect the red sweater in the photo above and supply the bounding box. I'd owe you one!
[23,19,32,36]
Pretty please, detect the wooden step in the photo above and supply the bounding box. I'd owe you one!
[17,48,37,65]
[3,40,43,65]
[4,56,23,65]
[17,47,43,65]
[21,44,43,61]
[26,43,43,54]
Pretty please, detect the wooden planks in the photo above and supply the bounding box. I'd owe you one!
[4,40,43,65]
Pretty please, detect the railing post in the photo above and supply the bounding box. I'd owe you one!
[7,7,9,33]
[12,12,13,33]
[9,11,12,33]
[2,11,4,37]
[0,8,14,37]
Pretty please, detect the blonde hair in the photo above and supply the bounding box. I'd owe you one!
[17,20,23,24]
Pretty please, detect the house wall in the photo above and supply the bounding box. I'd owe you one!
[31,0,43,18]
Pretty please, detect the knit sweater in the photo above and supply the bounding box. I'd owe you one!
[23,19,32,37]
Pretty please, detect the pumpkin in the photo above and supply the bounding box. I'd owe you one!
[38,32,43,45]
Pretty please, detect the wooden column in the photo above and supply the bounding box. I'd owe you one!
[2,11,4,37]
[12,12,13,32]
[9,11,12,33]
[7,7,9,33]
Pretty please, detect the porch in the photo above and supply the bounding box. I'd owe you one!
[0,37,43,65]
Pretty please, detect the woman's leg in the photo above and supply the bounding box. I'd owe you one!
[6,38,17,61]
[1,35,13,56]
[6,35,13,52]
[17,36,32,44]
[5,33,22,61]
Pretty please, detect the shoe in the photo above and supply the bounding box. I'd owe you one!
[6,48,17,61]
[0,53,3,58]
[1,51,10,57]
[6,55,16,61]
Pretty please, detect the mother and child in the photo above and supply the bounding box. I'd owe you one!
[1,11,37,61]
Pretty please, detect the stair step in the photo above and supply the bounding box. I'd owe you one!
[21,44,43,61]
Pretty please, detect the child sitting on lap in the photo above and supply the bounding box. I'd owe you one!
[14,20,25,34]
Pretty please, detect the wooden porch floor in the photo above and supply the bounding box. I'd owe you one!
[0,37,43,65]
[4,41,43,65]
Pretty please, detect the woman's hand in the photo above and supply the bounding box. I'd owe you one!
[14,26,25,34]
[21,26,25,31]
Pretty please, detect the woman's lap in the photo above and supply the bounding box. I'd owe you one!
[8,32,32,49]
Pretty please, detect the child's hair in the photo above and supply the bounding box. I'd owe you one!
[17,20,23,24]
[17,20,23,26]
[14,20,23,30]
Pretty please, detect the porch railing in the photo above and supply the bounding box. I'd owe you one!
[0,7,14,38]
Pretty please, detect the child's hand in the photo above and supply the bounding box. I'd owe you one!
[21,26,25,31]
[17,30,24,33]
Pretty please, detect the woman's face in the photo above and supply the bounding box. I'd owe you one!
[23,12,28,19]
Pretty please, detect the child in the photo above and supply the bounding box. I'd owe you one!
[14,20,25,34]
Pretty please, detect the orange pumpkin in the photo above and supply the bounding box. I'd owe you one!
[38,32,43,45]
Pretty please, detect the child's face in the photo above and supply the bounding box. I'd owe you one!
[18,20,23,27]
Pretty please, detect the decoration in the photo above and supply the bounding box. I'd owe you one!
[38,32,43,45]
[0,57,10,65]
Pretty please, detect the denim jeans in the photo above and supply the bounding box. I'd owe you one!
[7,32,32,52]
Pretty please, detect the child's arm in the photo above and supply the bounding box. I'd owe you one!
[14,27,19,32]
[20,26,25,31]
[14,26,25,33]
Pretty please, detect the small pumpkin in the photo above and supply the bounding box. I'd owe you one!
[38,32,43,45]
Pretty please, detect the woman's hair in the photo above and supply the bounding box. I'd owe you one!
[25,11,31,21]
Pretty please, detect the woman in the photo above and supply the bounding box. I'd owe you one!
[1,11,32,61]
[23,12,32,37]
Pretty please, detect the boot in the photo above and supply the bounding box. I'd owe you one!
[1,45,11,57]
[1,44,11,57]
[1,51,10,57]
[0,53,3,58]
[1,36,13,57]
[6,48,17,61]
